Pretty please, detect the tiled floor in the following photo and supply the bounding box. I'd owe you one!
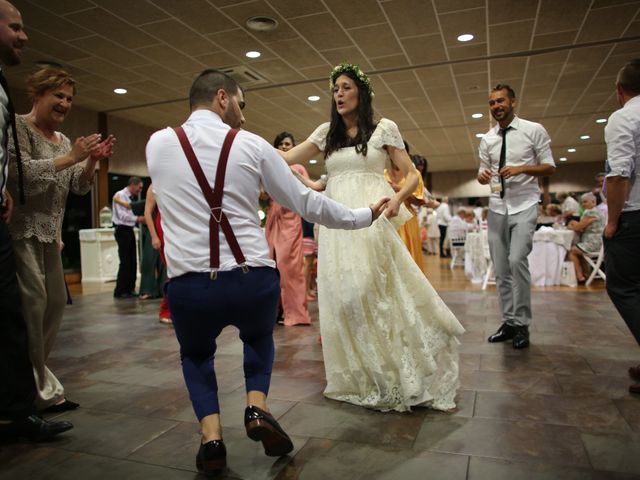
[1,257,639,479]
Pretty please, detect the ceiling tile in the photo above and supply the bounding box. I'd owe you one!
[452,60,488,75]
[325,0,386,29]
[382,0,439,37]
[207,28,275,62]
[151,0,230,35]
[26,30,91,62]
[434,0,485,13]
[416,65,455,88]
[135,44,206,75]
[290,13,352,50]
[402,34,447,64]
[131,65,191,89]
[531,31,577,49]
[300,65,333,79]
[448,43,488,60]
[22,2,92,41]
[439,8,487,46]
[68,36,151,68]
[102,0,169,25]
[349,25,403,58]
[269,0,327,18]
[577,4,640,42]
[489,20,534,54]
[65,7,157,48]
[488,0,538,24]
[250,58,305,83]
[194,51,242,70]
[369,55,410,70]
[265,37,327,69]
[320,46,371,70]
[455,72,488,93]
[535,0,590,35]
[491,58,527,80]
[26,0,93,14]
[141,20,217,56]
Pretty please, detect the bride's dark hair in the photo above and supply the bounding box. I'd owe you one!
[324,70,376,159]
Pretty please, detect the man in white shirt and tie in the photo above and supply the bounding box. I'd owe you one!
[435,196,452,257]
[477,84,556,349]
[146,69,388,475]
[602,59,640,393]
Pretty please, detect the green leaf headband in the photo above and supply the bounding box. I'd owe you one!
[330,63,374,98]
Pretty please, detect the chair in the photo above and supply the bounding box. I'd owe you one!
[449,232,467,269]
[584,245,606,286]
[481,231,495,290]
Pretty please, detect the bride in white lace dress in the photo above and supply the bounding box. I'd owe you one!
[282,64,464,412]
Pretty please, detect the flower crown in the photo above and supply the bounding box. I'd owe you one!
[330,63,374,98]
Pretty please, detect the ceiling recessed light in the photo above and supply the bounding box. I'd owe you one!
[596,118,607,124]
[475,133,485,138]
[245,51,261,58]
[309,159,318,164]
[113,88,127,95]
[457,33,474,42]
[580,135,590,140]
[258,210,265,220]
[307,95,320,102]
[559,157,568,162]
[471,113,483,119]
[567,148,576,153]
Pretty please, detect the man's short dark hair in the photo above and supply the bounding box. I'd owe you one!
[128,176,142,186]
[492,84,516,99]
[189,69,242,111]
[617,59,640,96]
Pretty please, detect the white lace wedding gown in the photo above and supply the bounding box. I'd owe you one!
[308,118,465,412]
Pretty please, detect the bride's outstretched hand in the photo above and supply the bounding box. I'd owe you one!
[384,197,401,218]
[369,197,390,221]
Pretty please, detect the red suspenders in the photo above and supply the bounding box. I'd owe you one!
[173,126,248,279]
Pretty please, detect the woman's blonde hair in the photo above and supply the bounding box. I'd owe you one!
[26,68,76,102]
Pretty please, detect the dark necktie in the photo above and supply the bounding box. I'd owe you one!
[0,70,24,205]
[498,127,511,199]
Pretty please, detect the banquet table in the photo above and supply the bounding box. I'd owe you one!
[464,227,575,287]
[528,227,575,286]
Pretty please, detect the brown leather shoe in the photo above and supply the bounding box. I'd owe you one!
[629,383,640,394]
[244,405,293,457]
[628,365,640,382]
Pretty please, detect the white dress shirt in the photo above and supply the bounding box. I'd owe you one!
[605,95,640,213]
[112,187,138,227]
[478,116,555,215]
[561,196,579,216]
[147,110,372,278]
[436,202,451,226]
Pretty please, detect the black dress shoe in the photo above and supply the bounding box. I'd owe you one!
[512,326,530,349]
[487,323,516,343]
[0,415,73,442]
[244,405,293,457]
[196,440,226,476]
[42,399,80,413]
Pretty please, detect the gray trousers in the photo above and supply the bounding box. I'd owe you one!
[487,204,537,327]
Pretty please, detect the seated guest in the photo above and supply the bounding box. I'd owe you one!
[448,207,468,240]
[567,192,606,283]
[537,203,562,228]
[557,192,580,223]
[464,209,478,232]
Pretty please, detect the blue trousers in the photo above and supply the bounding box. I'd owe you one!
[167,267,280,421]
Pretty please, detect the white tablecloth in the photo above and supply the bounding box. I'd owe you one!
[528,227,575,286]
[464,231,489,284]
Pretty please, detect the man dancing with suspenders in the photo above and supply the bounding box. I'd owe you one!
[146,69,389,475]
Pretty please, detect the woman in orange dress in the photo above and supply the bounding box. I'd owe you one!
[385,164,426,273]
